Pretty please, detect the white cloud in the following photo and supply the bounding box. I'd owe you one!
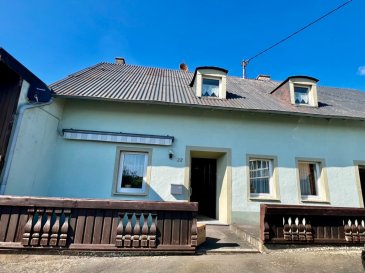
[358,66,365,76]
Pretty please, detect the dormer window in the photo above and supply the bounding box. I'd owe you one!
[202,78,219,97]
[294,86,310,104]
[270,76,319,107]
[190,66,228,99]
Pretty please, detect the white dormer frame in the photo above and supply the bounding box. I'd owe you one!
[190,67,228,99]
[288,77,319,107]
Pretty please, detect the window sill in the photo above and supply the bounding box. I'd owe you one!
[292,103,317,108]
[300,198,330,204]
[199,96,225,100]
[249,196,281,202]
[113,191,148,196]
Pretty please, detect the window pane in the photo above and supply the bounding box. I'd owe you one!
[202,78,219,97]
[249,159,272,194]
[121,153,147,189]
[294,86,309,104]
[299,162,317,196]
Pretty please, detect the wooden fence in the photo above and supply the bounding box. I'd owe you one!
[261,204,365,245]
[0,196,198,253]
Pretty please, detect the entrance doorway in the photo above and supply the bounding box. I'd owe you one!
[359,167,365,205]
[190,158,217,219]
[186,147,231,224]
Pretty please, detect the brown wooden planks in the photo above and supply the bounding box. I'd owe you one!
[262,204,365,245]
[92,209,104,244]
[0,207,11,241]
[110,211,118,244]
[324,226,331,239]
[187,213,192,245]
[5,207,19,242]
[74,209,86,244]
[317,226,324,239]
[101,210,113,244]
[0,196,198,212]
[83,209,95,244]
[162,212,172,245]
[69,209,78,244]
[156,212,164,245]
[15,208,28,242]
[0,197,198,252]
[179,212,189,245]
[171,212,180,245]
[331,226,339,239]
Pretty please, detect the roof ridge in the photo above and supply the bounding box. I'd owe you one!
[102,62,193,75]
[49,62,105,87]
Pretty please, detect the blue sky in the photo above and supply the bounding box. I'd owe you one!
[1,0,364,90]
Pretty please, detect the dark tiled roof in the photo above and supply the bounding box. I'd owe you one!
[50,62,365,120]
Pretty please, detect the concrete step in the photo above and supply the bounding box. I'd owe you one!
[197,225,260,254]
[202,248,260,254]
[230,224,264,252]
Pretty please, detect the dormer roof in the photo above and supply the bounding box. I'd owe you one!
[189,66,228,87]
[271,76,319,94]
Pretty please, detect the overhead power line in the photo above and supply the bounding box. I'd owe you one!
[242,0,353,78]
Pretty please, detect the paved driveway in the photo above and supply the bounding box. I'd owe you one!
[0,248,363,273]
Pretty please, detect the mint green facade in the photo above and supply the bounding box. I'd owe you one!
[4,98,365,224]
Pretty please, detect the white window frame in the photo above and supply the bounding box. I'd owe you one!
[192,68,227,99]
[202,77,221,97]
[294,85,310,105]
[288,77,319,107]
[247,155,280,201]
[296,158,329,203]
[113,147,152,196]
[249,158,273,197]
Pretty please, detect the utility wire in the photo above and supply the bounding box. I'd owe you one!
[243,0,352,66]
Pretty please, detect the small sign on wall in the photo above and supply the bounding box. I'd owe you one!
[171,184,184,195]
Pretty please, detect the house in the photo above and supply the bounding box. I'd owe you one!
[2,50,365,227]
[0,48,53,194]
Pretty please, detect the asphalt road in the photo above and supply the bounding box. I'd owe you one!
[0,249,364,273]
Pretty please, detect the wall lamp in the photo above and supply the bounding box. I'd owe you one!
[169,150,174,160]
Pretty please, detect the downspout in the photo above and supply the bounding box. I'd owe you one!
[0,99,53,195]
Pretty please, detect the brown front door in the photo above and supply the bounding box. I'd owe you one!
[190,158,217,219]
[0,63,21,175]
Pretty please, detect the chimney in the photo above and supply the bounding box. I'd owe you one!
[179,63,188,72]
[115,57,125,65]
[256,74,271,81]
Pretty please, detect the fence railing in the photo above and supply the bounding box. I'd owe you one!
[0,196,198,253]
[261,204,365,244]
